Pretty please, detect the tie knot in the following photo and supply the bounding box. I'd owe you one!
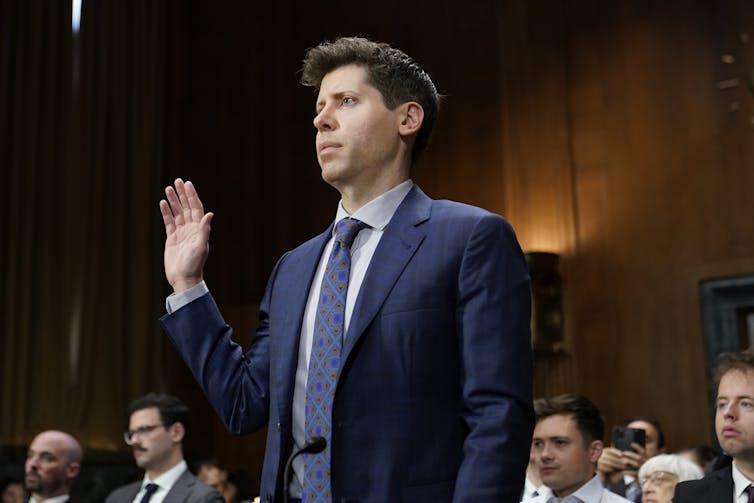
[334,218,367,249]
[141,483,159,503]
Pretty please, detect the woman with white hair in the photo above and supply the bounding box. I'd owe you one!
[638,454,704,503]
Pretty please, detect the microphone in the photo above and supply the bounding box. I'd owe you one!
[282,436,327,503]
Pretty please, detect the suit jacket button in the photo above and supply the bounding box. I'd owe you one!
[266,495,272,502]
[276,422,282,431]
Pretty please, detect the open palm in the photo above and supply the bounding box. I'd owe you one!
[159,178,214,292]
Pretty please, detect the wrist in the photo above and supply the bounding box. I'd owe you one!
[172,277,202,293]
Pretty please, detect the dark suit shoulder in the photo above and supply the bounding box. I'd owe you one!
[104,481,141,503]
[674,466,733,503]
[170,470,224,503]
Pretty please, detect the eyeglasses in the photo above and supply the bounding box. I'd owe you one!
[123,424,163,445]
[640,471,679,488]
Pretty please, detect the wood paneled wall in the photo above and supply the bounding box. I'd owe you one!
[166,0,754,473]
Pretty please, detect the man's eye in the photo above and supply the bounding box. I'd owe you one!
[342,97,354,106]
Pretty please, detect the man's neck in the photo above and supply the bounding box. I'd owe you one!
[31,492,68,503]
[735,456,754,481]
[146,453,184,480]
[334,168,410,214]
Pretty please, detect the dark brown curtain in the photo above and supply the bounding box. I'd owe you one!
[1,0,182,450]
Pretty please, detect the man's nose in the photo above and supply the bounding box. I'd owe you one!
[313,107,335,132]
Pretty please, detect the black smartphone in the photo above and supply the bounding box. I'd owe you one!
[612,426,646,452]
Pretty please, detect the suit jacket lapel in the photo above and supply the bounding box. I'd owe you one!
[341,186,430,365]
[274,227,333,425]
[164,470,192,503]
[711,465,734,502]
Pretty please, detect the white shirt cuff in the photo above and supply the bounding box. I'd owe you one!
[165,280,209,313]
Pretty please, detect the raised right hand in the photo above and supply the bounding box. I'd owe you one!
[159,178,214,293]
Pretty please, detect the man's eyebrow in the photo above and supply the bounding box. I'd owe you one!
[315,90,360,112]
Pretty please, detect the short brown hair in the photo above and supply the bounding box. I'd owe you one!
[714,350,754,387]
[301,37,440,165]
[534,394,605,445]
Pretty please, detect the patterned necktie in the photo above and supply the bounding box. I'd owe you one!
[139,483,159,503]
[303,218,367,503]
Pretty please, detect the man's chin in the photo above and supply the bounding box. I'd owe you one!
[25,476,41,491]
[134,454,149,468]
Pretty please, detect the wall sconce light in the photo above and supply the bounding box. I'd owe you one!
[525,251,566,354]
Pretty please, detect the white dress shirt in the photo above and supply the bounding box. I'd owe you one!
[165,179,414,498]
[732,460,754,503]
[130,460,188,503]
[30,495,69,503]
[528,475,631,503]
[521,476,550,500]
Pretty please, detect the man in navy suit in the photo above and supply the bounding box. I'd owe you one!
[674,351,754,502]
[158,37,533,503]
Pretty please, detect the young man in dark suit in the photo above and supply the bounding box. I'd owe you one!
[159,37,533,503]
[674,351,754,502]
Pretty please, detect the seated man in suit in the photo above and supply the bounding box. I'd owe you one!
[25,430,82,503]
[528,394,631,503]
[675,350,754,502]
[105,393,223,503]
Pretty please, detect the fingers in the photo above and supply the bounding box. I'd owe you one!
[165,182,185,227]
[163,178,206,226]
[174,179,193,224]
[159,200,176,236]
[184,181,205,222]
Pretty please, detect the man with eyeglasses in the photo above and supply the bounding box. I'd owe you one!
[528,394,631,503]
[105,393,223,503]
[675,350,754,502]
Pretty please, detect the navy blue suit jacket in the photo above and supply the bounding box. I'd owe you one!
[161,186,534,502]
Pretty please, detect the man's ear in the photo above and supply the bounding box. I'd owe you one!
[169,422,185,443]
[588,440,604,464]
[398,102,424,138]
[66,461,81,479]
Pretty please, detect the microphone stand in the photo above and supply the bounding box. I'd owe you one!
[282,436,327,503]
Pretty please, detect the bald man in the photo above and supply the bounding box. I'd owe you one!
[25,430,82,503]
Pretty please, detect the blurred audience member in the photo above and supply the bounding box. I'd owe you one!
[528,394,631,502]
[105,393,223,503]
[521,448,549,501]
[677,445,718,473]
[196,460,236,503]
[597,416,666,502]
[675,351,754,502]
[0,477,26,503]
[638,454,703,503]
[227,470,257,503]
[25,430,82,503]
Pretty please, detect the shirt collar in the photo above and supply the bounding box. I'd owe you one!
[30,495,69,503]
[334,179,413,232]
[732,460,754,499]
[142,459,187,492]
[568,474,603,502]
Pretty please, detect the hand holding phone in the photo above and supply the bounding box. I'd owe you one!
[612,426,646,452]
